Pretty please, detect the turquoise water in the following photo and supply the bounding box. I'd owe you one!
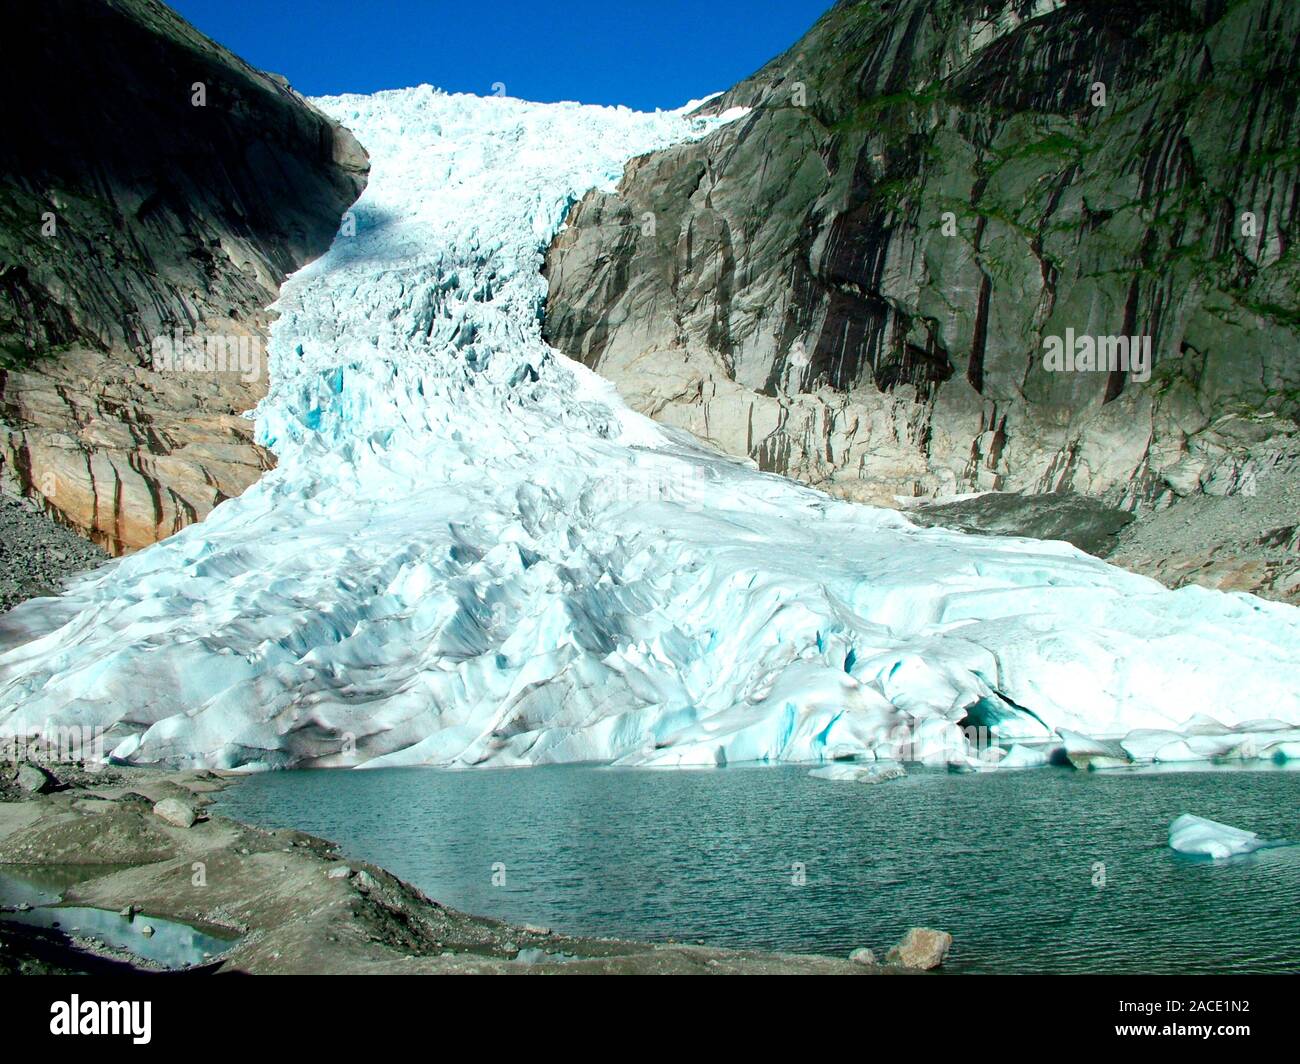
[216,763,1300,973]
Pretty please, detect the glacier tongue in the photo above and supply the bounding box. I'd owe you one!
[2,87,1300,771]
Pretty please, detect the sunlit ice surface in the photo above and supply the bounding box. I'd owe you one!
[1,87,1298,771]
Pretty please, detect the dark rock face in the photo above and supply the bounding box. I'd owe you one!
[543,0,1300,601]
[0,0,367,552]
[907,490,1134,556]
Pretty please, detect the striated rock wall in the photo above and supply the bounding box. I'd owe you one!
[543,0,1300,600]
[0,0,367,553]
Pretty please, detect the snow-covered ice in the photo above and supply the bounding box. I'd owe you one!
[1168,814,1269,860]
[1,87,1300,771]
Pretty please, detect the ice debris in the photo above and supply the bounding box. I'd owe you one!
[1168,814,1269,860]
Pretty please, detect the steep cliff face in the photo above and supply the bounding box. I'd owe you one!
[543,0,1300,600]
[0,0,367,552]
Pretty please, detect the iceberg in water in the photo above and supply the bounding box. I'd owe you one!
[1168,814,1268,860]
[998,744,1057,769]
[808,762,906,783]
[0,86,1299,771]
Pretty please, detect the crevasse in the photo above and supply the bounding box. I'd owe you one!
[1,88,1298,771]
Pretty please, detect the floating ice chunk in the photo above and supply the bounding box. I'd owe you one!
[1111,723,1300,766]
[808,761,905,784]
[1058,729,1131,771]
[1152,739,1199,763]
[1119,729,1184,761]
[1168,814,1267,860]
[971,744,1008,769]
[1184,726,1300,762]
[999,743,1056,769]
[1119,730,1203,763]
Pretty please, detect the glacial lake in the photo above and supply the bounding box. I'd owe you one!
[216,762,1300,973]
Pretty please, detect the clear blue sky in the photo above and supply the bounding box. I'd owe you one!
[169,0,833,110]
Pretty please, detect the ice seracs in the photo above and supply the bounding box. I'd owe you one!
[1168,814,1269,860]
[0,86,1299,771]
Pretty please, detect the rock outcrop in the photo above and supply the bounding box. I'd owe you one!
[543,0,1300,601]
[0,0,367,552]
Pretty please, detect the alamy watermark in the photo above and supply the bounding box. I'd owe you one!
[1042,328,1152,383]
[2,722,107,770]
[50,996,151,1045]
[588,464,709,512]
[151,328,264,382]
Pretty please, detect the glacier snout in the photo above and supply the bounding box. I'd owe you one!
[1,87,1299,772]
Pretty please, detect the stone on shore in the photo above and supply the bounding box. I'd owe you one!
[17,764,56,794]
[152,797,197,828]
[886,928,952,970]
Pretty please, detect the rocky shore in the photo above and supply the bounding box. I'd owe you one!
[0,762,943,975]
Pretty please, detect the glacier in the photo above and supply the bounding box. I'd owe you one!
[1,86,1299,771]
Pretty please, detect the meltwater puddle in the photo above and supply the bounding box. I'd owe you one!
[0,866,237,970]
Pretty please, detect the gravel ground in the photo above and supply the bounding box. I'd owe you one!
[904,472,1299,605]
[0,492,109,613]
[907,491,1135,556]
[1110,454,1300,604]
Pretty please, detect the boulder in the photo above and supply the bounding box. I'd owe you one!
[886,928,953,970]
[16,763,56,794]
[152,797,197,829]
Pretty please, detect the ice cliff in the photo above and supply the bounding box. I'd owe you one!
[0,87,1297,770]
